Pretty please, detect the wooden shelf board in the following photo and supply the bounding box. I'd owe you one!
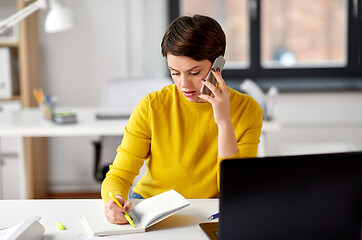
[0,95,21,101]
[48,191,102,199]
[0,41,19,47]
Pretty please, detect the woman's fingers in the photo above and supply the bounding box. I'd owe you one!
[123,200,132,212]
[201,79,219,98]
[104,196,133,224]
[201,68,227,98]
[199,68,231,125]
[211,68,227,92]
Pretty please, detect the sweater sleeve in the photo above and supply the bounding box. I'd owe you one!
[101,95,151,203]
[216,97,263,190]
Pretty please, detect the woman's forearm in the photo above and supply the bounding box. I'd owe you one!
[217,119,238,158]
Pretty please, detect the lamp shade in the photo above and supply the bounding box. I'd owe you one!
[44,5,75,33]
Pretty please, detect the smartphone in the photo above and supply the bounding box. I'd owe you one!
[200,56,226,96]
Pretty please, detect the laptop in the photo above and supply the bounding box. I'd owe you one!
[218,152,362,240]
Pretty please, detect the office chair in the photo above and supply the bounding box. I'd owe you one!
[93,77,171,197]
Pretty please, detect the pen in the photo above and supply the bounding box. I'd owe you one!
[109,192,136,228]
[208,212,219,220]
[33,88,44,104]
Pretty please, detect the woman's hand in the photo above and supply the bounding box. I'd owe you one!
[104,195,133,224]
[198,69,231,127]
[199,69,239,158]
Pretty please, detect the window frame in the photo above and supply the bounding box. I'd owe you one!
[169,0,362,91]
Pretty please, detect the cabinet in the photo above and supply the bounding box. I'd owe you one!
[0,0,48,199]
[0,101,21,199]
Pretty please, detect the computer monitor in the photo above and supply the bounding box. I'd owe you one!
[219,152,362,240]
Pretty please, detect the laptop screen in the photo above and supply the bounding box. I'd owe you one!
[219,152,362,240]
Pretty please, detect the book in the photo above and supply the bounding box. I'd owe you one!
[82,189,190,236]
[52,111,77,124]
[0,216,45,240]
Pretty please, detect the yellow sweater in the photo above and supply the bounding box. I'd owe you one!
[101,84,263,202]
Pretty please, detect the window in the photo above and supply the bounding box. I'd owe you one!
[170,0,362,91]
[261,0,346,68]
[180,0,249,69]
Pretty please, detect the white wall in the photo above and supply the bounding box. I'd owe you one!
[38,0,168,192]
[39,0,168,107]
[274,92,362,124]
[267,92,362,156]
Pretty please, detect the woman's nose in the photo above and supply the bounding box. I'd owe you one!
[180,76,192,88]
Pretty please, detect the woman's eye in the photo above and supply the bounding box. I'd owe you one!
[190,71,200,76]
[171,72,179,76]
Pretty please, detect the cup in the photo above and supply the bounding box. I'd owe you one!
[39,102,54,120]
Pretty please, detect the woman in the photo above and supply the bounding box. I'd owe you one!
[102,15,263,224]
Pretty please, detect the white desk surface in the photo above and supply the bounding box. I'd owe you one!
[0,199,218,240]
[0,107,129,137]
[0,107,280,137]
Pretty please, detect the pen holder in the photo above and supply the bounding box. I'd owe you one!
[39,102,54,120]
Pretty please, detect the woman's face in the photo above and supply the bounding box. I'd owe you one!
[167,54,212,103]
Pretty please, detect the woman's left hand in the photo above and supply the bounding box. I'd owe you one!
[198,69,231,126]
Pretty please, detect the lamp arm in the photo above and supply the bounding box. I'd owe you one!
[0,0,47,34]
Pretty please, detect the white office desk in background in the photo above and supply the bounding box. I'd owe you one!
[0,107,129,137]
[0,198,218,240]
[0,107,129,199]
[0,107,280,199]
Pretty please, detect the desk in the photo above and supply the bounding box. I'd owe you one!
[0,108,129,199]
[0,108,128,137]
[0,107,280,199]
[0,199,218,240]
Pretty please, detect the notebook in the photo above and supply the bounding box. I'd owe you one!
[218,151,362,240]
[82,189,190,236]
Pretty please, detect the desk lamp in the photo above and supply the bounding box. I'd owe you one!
[0,0,75,34]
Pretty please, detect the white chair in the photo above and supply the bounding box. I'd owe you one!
[93,77,171,198]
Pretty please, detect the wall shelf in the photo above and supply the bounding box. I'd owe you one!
[0,42,19,47]
[0,0,48,199]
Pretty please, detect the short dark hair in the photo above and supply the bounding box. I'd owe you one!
[161,15,226,63]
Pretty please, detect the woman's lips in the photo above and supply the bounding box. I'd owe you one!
[183,91,197,98]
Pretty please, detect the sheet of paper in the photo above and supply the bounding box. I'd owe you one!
[132,189,190,228]
[82,202,144,236]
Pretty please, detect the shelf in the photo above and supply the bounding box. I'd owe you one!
[0,0,47,199]
[0,95,21,101]
[0,41,19,47]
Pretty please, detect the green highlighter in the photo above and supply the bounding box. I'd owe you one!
[109,192,136,228]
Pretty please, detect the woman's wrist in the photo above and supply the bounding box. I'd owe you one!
[216,117,233,130]
[217,118,238,158]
